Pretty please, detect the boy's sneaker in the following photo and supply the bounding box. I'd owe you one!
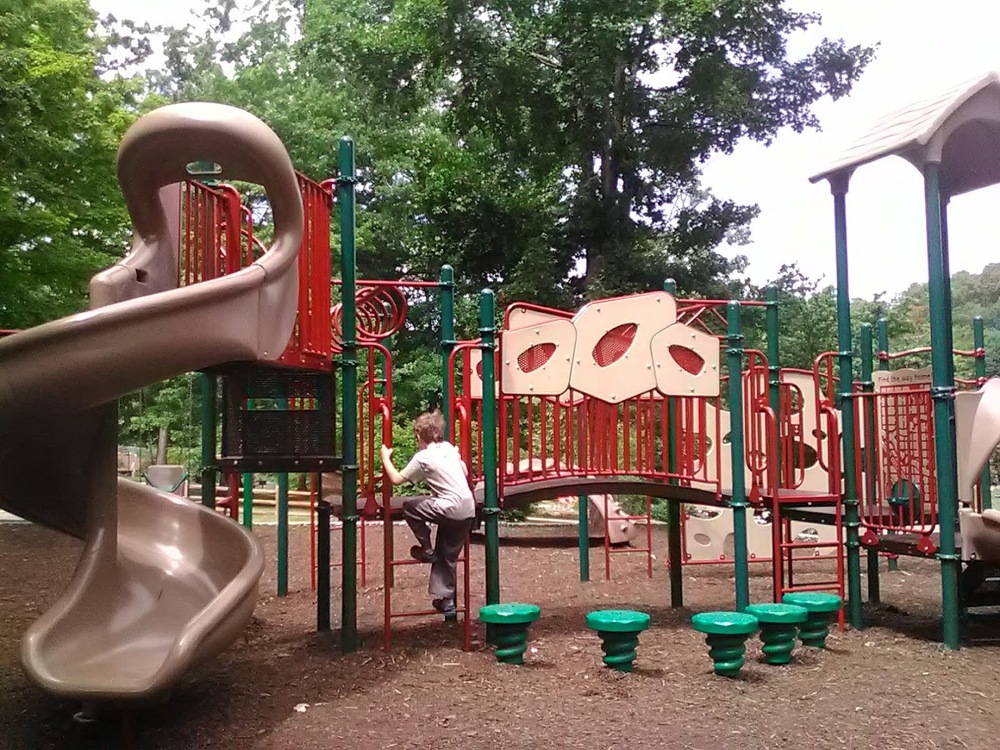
[410,545,437,563]
[433,597,457,620]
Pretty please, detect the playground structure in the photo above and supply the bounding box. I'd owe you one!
[5,72,1000,709]
[808,70,1000,649]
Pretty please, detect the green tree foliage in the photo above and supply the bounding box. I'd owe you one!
[0,0,143,327]
[139,0,874,423]
[884,264,1000,380]
[298,0,875,302]
[4,1,881,473]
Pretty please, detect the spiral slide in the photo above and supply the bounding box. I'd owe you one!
[0,103,303,702]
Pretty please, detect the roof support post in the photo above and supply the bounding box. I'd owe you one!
[923,162,961,651]
[829,171,864,632]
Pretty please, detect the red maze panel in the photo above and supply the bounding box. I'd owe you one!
[668,344,705,375]
[517,343,557,373]
[592,323,638,367]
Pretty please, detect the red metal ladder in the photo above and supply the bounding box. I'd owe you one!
[381,498,472,652]
[602,495,654,580]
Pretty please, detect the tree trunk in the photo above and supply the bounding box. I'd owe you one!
[156,427,169,465]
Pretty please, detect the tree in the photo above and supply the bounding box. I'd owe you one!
[0,0,144,328]
[118,0,877,423]
[302,0,875,301]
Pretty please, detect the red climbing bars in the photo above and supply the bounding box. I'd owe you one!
[275,174,333,370]
[179,175,333,371]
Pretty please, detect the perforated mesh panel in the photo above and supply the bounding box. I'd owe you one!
[517,343,556,373]
[592,323,637,367]
[221,366,337,471]
[667,344,705,375]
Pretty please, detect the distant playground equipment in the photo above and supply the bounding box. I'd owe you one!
[143,464,189,494]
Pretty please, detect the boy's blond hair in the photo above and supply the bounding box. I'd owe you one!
[414,409,445,444]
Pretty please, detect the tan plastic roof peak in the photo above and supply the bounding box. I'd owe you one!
[809,71,1000,195]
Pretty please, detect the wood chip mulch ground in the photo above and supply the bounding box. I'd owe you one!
[2,521,999,749]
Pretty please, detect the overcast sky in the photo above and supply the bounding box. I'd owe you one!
[91,0,1000,301]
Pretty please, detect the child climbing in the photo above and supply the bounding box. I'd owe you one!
[380,409,475,618]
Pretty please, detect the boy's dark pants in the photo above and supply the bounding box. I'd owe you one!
[402,497,473,601]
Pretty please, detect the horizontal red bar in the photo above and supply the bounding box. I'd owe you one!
[390,608,468,619]
[333,278,442,289]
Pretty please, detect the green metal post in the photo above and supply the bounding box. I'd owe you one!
[339,136,360,652]
[877,318,897,572]
[242,472,253,529]
[578,494,590,582]
[974,317,992,510]
[726,301,751,611]
[199,374,217,509]
[830,176,863,630]
[241,398,254,529]
[277,399,289,597]
[663,279,683,607]
[940,198,956,386]
[765,284,781,471]
[316,471,330,630]
[860,324,880,603]
[440,265,456,441]
[923,162,960,650]
[480,290,500,605]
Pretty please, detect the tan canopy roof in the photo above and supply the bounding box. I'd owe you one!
[809,71,1000,197]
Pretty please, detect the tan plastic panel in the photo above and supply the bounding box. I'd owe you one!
[506,306,566,330]
[0,102,300,702]
[468,348,483,400]
[500,319,577,397]
[955,377,1000,501]
[684,509,838,563]
[568,292,677,404]
[686,402,732,487]
[781,370,841,493]
[873,367,933,392]
[683,509,772,563]
[650,323,721,397]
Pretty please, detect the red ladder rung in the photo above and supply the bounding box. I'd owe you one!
[608,547,652,555]
[390,607,470,620]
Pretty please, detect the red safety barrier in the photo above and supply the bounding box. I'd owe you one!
[179,176,333,372]
[275,174,334,370]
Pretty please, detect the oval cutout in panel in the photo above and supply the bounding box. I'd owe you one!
[517,342,557,373]
[668,344,705,375]
[592,323,638,367]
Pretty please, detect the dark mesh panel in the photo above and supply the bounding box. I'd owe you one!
[220,365,338,471]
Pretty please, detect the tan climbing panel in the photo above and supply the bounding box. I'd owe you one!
[506,305,568,330]
[568,292,677,404]
[650,323,721,397]
[501,319,577,397]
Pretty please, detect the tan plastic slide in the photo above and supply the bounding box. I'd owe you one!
[956,377,1000,561]
[0,102,304,702]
